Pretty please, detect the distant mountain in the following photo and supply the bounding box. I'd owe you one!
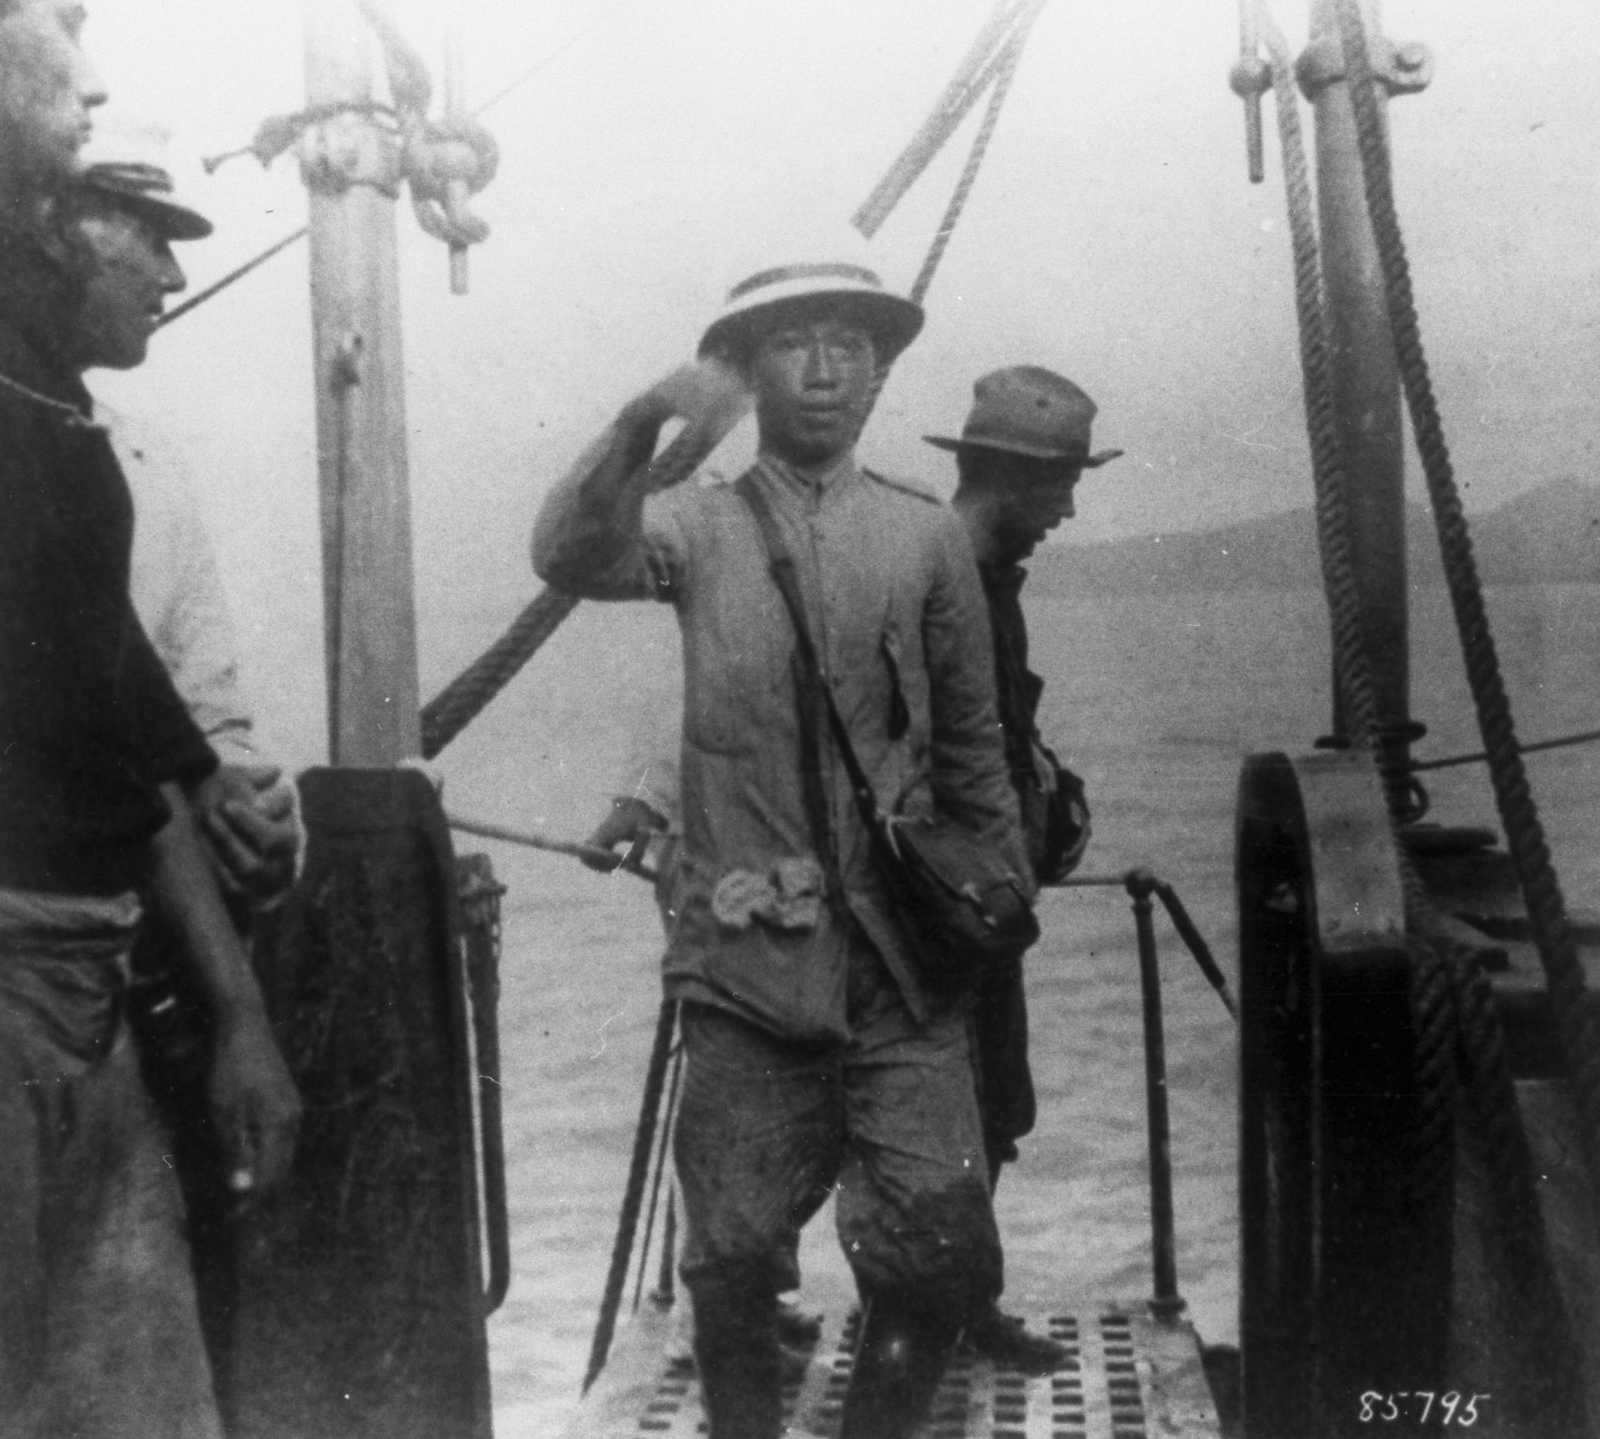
[1029,478,1600,595]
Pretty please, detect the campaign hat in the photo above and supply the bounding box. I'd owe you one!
[925,365,1123,467]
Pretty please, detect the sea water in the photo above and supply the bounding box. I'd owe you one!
[335,580,1600,1436]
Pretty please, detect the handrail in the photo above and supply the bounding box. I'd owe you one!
[1060,869,1237,1020]
[446,810,659,883]
[1055,867,1231,1318]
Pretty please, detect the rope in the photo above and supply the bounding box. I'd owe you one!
[417,418,716,757]
[1253,6,1458,1212]
[852,0,1042,238]
[157,225,309,331]
[472,0,641,119]
[1411,724,1600,774]
[1254,2,1586,1398]
[908,6,1038,304]
[161,4,625,335]
[582,998,679,1394]
[1334,0,1600,1221]
[420,588,579,757]
[0,369,100,429]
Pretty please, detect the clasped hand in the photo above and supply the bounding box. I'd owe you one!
[189,763,301,905]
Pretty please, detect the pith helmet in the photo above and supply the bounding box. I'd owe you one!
[76,113,213,241]
[699,258,924,365]
[925,366,1123,467]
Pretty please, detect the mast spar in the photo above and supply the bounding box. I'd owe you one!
[301,0,421,766]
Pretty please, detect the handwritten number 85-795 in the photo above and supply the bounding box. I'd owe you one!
[1358,1392,1489,1426]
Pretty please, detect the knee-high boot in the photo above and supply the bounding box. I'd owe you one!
[689,1268,781,1439]
[838,1291,962,1439]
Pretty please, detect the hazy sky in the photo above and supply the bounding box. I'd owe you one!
[80,0,1600,760]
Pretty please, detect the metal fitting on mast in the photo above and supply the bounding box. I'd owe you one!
[1229,1,1270,183]
[1296,30,1432,100]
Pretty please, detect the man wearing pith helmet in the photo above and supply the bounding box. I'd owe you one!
[932,365,1121,1371]
[533,254,1032,1439]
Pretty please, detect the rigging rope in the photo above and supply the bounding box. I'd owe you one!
[853,0,1043,238]
[1253,2,1590,1406]
[417,421,720,758]
[1411,724,1600,774]
[1252,3,1456,1185]
[909,3,1038,303]
[1333,0,1600,1227]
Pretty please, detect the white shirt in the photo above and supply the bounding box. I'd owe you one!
[109,408,260,767]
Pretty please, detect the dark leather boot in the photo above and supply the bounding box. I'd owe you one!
[690,1269,782,1439]
[838,1292,962,1439]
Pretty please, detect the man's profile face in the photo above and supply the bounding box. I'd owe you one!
[0,0,104,185]
[748,306,877,468]
[979,452,1082,563]
[72,202,186,370]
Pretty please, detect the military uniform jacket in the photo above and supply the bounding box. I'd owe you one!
[534,438,1029,1044]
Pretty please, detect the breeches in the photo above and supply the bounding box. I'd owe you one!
[674,988,1002,1316]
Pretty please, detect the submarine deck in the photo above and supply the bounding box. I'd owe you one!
[569,1297,1225,1439]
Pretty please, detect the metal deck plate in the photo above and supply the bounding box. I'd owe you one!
[574,1302,1222,1439]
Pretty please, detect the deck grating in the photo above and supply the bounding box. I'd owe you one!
[572,1304,1223,1438]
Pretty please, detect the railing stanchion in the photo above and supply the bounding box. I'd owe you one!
[1125,869,1186,1321]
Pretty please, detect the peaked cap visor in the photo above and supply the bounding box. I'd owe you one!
[698,261,924,364]
[81,162,214,241]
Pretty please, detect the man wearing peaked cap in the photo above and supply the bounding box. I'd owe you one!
[534,254,1030,1439]
[934,365,1120,1371]
[68,127,303,894]
[0,105,301,1433]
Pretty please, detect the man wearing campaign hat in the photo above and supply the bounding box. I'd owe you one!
[933,366,1119,1370]
[535,257,1031,1439]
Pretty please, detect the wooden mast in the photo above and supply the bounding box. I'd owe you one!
[302,0,421,766]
